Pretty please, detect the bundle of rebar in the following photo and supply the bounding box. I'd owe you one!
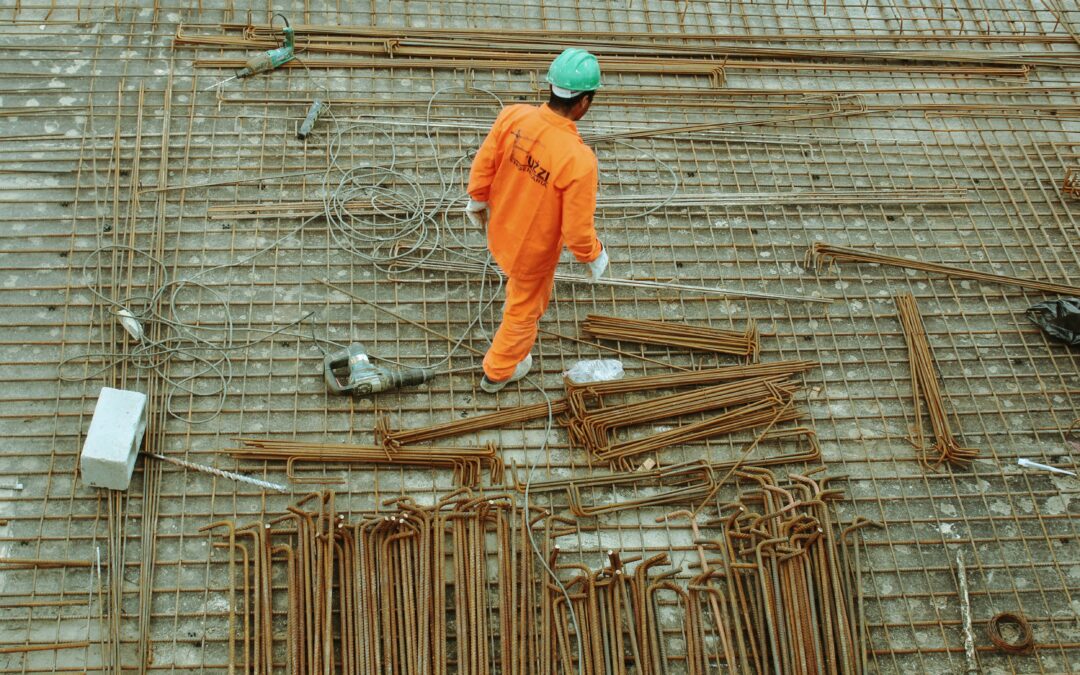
[233,22,1078,46]
[545,551,695,675]
[352,493,539,674]
[201,490,543,674]
[182,24,936,59]
[684,468,880,674]
[203,492,364,674]
[558,460,717,517]
[200,476,873,673]
[375,363,819,467]
[596,395,802,469]
[568,376,793,454]
[810,242,1080,296]
[594,187,969,205]
[563,360,816,470]
[229,437,503,486]
[895,294,979,468]
[374,360,818,478]
[177,24,1044,77]
[564,359,818,419]
[512,427,822,516]
[375,399,569,448]
[533,471,874,673]
[200,516,274,674]
[581,315,759,360]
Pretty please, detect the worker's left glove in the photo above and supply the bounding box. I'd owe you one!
[588,246,609,282]
[465,199,489,229]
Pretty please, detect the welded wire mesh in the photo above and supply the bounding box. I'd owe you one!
[0,0,1076,672]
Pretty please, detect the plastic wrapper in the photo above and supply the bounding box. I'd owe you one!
[1026,297,1080,347]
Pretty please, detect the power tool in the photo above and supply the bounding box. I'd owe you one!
[205,14,295,91]
[323,343,434,396]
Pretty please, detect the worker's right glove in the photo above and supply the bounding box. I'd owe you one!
[588,245,609,282]
[465,199,489,229]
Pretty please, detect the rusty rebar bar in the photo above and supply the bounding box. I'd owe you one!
[895,293,979,468]
[581,314,759,360]
[811,242,1080,296]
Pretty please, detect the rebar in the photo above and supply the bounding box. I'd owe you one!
[388,255,830,304]
[13,6,1080,672]
[564,359,818,419]
[594,392,802,468]
[567,376,795,458]
[581,314,759,360]
[177,24,1043,77]
[0,641,93,654]
[895,293,979,469]
[810,242,1080,296]
[692,471,873,673]
[376,400,569,448]
[206,485,872,674]
[230,437,504,486]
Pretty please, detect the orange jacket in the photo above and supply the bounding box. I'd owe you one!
[468,103,602,280]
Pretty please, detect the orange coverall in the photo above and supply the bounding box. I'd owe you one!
[468,103,602,381]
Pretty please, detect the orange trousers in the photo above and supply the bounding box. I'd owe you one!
[482,273,556,381]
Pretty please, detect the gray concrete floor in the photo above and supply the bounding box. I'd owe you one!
[0,0,1078,672]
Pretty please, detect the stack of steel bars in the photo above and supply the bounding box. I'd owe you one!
[894,293,979,468]
[176,24,1050,79]
[350,492,536,674]
[201,477,872,673]
[581,314,759,360]
[565,360,817,418]
[563,360,817,470]
[568,377,795,460]
[199,490,541,674]
[544,551,690,675]
[688,468,881,674]
[375,399,569,448]
[587,392,800,469]
[512,431,822,516]
[375,362,816,457]
[512,459,720,517]
[229,437,504,486]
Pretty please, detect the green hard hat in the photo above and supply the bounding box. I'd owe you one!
[546,48,602,95]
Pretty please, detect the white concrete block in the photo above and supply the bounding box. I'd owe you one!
[80,387,148,491]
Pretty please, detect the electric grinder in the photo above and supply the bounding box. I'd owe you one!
[324,343,433,396]
[205,14,295,90]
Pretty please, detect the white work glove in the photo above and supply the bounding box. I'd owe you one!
[588,245,609,282]
[465,198,489,229]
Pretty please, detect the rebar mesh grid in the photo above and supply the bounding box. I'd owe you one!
[0,0,1077,672]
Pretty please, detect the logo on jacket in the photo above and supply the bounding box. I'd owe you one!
[509,129,551,187]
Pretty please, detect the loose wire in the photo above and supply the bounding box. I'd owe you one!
[524,376,585,674]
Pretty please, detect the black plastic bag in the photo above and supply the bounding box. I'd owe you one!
[1027,298,1080,347]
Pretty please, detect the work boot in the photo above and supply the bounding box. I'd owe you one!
[480,354,533,394]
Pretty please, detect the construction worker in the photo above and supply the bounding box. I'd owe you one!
[465,48,608,394]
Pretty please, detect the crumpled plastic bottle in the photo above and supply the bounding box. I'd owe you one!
[563,359,625,384]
